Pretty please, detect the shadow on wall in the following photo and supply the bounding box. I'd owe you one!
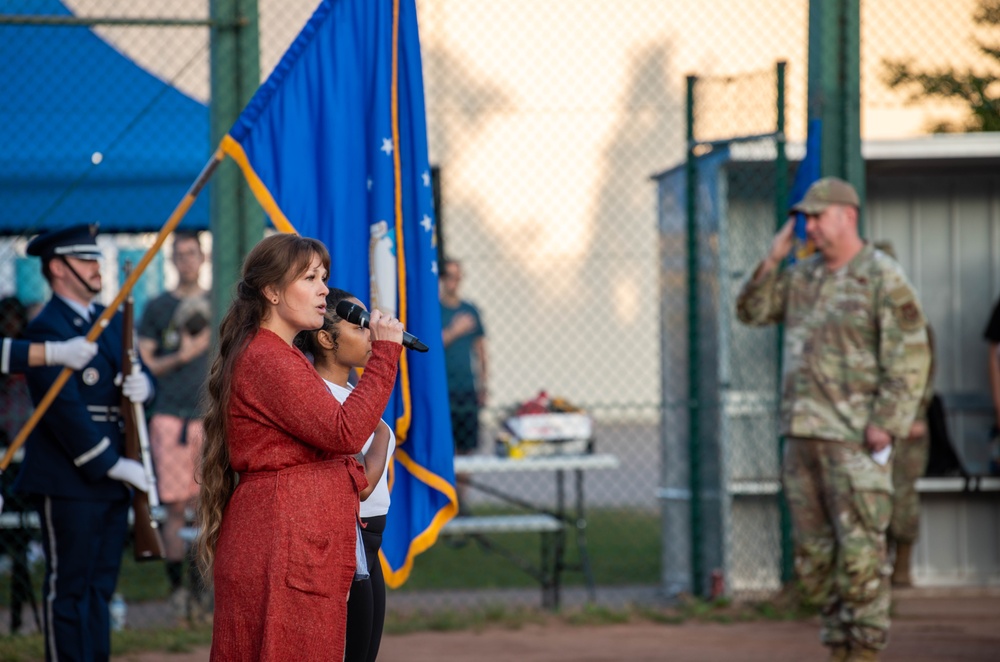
[589,43,679,383]
[423,45,513,183]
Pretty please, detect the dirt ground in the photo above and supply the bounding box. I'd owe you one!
[112,588,1000,662]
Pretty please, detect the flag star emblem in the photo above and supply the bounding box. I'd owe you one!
[381,138,393,155]
[431,260,438,275]
[422,171,430,187]
[367,178,373,191]
[421,215,433,232]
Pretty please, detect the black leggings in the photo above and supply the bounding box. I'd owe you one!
[345,515,386,662]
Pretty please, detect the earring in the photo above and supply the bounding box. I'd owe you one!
[271,298,279,304]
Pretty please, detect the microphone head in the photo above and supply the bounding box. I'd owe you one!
[335,300,368,326]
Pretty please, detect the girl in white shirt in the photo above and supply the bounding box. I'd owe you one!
[295,289,395,662]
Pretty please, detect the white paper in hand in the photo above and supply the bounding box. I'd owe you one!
[354,521,369,581]
[871,445,892,467]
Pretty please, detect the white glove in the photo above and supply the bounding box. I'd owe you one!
[122,371,152,403]
[107,458,150,493]
[44,338,98,370]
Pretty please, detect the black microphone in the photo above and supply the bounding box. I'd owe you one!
[335,300,429,353]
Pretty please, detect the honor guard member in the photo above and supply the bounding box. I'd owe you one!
[0,334,97,513]
[14,224,154,662]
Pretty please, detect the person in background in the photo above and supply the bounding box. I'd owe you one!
[196,234,403,660]
[14,223,154,662]
[137,231,212,624]
[736,179,931,662]
[0,302,98,519]
[439,258,487,513]
[295,288,394,662]
[982,295,1000,474]
[889,326,935,587]
[0,296,51,633]
[1,295,98,435]
[871,242,934,588]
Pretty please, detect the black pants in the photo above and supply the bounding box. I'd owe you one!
[345,515,387,662]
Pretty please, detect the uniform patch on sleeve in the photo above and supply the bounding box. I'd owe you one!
[886,282,926,332]
[896,300,924,332]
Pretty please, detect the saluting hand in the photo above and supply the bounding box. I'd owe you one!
[367,309,405,345]
[766,218,796,267]
[751,218,796,283]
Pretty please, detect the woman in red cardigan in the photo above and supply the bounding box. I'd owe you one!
[195,234,403,660]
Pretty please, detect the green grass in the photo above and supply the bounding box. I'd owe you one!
[395,507,660,591]
[116,550,174,602]
[4,507,658,601]
[0,540,185,608]
[0,626,213,662]
[10,506,653,600]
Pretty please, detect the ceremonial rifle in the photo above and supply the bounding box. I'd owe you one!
[121,261,166,561]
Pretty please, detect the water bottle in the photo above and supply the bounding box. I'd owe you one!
[109,592,127,631]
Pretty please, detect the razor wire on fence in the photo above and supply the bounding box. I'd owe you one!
[0,0,989,639]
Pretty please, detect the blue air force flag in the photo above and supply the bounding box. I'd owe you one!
[222,0,457,587]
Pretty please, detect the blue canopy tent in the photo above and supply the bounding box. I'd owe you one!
[0,0,210,236]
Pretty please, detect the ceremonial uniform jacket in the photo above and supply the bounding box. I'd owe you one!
[14,297,154,500]
[736,244,931,443]
[1,338,31,375]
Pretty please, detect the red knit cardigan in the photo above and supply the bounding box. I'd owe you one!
[210,329,400,661]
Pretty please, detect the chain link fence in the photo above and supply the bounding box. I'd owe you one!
[656,65,789,601]
[0,0,992,640]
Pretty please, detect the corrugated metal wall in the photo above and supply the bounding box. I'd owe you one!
[868,162,1000,586]
[868,164,1000,475]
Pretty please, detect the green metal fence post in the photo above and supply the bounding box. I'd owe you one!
[775,61,787,230]
[807,0,864,227]
[773,60,795,584]
[685,74,703,598]
[209,0,263,329]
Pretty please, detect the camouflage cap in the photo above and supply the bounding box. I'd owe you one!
[790,177,860,215]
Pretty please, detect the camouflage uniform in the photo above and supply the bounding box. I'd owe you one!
[889,363,933,545]
[737,244,931,652]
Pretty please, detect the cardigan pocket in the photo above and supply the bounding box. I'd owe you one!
[286,528,343,597]
[278,461,356,598]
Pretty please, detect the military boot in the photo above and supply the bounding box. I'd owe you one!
[828,644,850,661]
[847,647,880,662]
[892,541,913,587]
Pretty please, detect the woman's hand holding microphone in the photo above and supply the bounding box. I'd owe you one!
[366,309,405,346]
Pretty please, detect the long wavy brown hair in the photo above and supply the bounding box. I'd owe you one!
[195,233,330,582]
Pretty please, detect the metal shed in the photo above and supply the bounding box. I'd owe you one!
[654,133,1000,597]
